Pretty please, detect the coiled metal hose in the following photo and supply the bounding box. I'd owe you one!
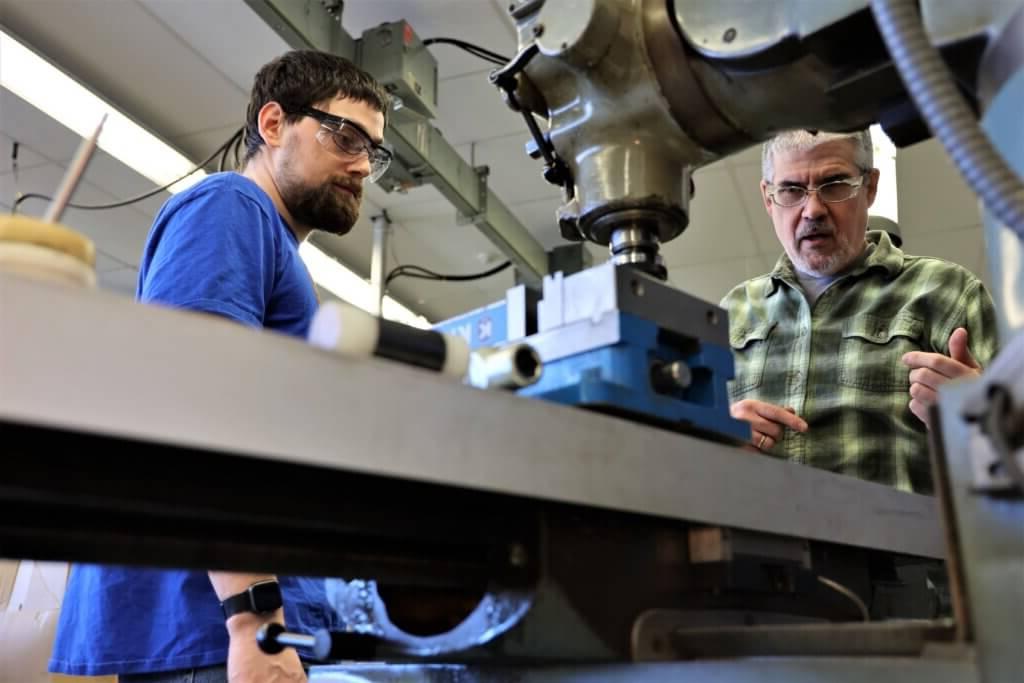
[871,0,1024,241]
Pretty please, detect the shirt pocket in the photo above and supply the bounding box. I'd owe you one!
[838,314,923,391]
[729,320,776,395]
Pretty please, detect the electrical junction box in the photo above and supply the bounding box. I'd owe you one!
[357,20,438,120]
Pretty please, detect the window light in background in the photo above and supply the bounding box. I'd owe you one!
[868,124,901,246]
[0,27,429,327]
[869,123,899,224]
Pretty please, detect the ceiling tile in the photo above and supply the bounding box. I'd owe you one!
[0,162,151,267]
[139,0,288,95]
[435,71,527,145]
[506,197,563,249]
[0,89,86,164]
[0,163,68,215]
[661,167,760,268]
[0,0,244,159]
[369,190,460,223]
[897,139,982,236]
[168,125,248,170]
[370,178,453,206]
[0,133,49,175]
[457,134,562,205]
[901,224,989,282]
[667,256,766,306]
[77,148,170,215]
[722,144,762,169]
[727,162,778,255]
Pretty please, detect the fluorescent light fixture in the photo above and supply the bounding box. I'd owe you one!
[869,123,899,224]
[299,242,430,329]
[1,27,430,327]
[0,29,204,194]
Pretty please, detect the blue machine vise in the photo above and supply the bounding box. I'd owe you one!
[435,263,748,443]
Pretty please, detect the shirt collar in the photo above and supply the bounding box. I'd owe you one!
[763,230,903,298]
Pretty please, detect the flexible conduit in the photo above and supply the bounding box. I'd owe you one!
[871,0,1024,241]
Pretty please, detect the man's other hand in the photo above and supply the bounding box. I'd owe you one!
[226,611,307,683]
[902,327,982,429]
[730,399,809,452]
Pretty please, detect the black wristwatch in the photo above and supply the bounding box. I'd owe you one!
[220,579,283,620]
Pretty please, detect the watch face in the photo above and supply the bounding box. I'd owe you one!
[250,581,283,613]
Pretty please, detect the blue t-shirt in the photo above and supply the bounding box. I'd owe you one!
[50,173,335,676]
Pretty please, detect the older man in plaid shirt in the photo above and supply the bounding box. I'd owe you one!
[722,129,998,494]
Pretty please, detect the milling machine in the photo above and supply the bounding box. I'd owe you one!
[1,1,1022,681]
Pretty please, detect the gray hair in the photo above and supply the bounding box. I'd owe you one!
[761,129,873,182]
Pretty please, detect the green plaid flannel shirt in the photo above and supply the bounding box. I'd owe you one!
[721,231,998,493]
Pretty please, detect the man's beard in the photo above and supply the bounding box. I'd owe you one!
[788,219,863,276]
[278,151,362,236]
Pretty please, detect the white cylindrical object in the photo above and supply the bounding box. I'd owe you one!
[441,334,471,379]
[308,300,471,380]
[308,301,380,357]
[468,343,543,390]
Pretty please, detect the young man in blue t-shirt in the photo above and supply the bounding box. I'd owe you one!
[50,50,392,683]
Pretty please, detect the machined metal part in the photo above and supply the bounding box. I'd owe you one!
[0,273,945,561]
[258,622,379,661]
[476,514,897,662]
[921,0,1024,49]
[536,262,730,348]
[977,0,1024,107]
[606,222,668,279]
[323,579,534,657]
[632,611,956,661]
[687,527,810,567]
[467,343,543,390]
[261,623,314,653]
[509,0,715,261]
[959,331,1024,494]
[673,0,867,60]
[524,312,622,364]
[677,8,906,148]
[650,360,691,394]
[309,654,978,682]
[640,0,748,153]
[979,8,1024,341]
[534,0,621,67]
[934,371,1024,683]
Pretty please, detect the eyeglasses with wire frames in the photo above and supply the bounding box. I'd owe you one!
[297,106,393,183]
[766,172,870,208]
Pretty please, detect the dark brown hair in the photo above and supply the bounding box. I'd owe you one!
[243,50,390,162]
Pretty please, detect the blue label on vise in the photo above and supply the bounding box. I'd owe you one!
[434,300,509,349]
